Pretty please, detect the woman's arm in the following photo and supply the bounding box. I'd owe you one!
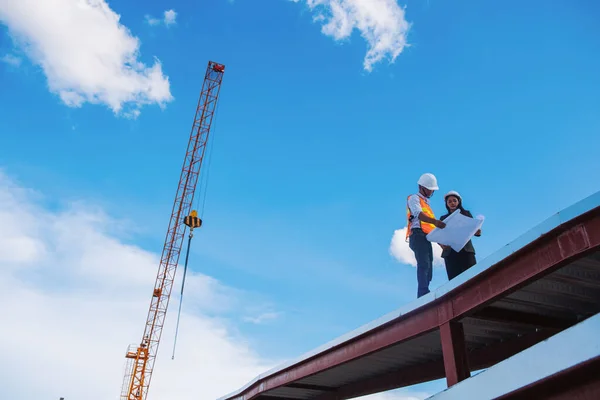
[464,210,481,236]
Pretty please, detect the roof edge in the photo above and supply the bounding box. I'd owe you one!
[217,190,600,400]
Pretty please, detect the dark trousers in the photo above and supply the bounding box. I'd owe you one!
[445,250,477,281]
[409,228,433,298]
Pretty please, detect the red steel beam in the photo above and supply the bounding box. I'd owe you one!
[226,209,600,400]
[313,327,558,400]
[440,321,470,386]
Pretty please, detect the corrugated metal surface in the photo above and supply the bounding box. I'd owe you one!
[491,260,600,320]
[219,193,600,400]
[460,253,600,354]
[260,386,325,399]
[462,317,536,350]
[295,330,442,388]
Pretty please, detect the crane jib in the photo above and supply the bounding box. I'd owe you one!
[120,61,225,400]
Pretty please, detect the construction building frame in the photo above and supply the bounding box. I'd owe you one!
[218,191,600,400]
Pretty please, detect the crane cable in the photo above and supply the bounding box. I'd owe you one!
[171,221,198,360]
[198,100,221,219]
[171,102,220,360]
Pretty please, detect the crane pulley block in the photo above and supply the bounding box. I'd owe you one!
[184,210,203,229]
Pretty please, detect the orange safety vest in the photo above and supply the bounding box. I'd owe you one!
[406,195,436,240]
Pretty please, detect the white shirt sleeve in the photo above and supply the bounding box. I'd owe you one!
[407,194,422,220]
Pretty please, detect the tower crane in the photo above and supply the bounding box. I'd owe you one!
[120,60,226,400]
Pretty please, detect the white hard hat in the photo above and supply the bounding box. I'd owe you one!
[417,173,439,191]
[444,190,462,201]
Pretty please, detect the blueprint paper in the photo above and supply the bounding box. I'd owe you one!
[426,209,485,252]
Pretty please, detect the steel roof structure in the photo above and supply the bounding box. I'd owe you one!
[218,191,600,400]
[428,312,600,400]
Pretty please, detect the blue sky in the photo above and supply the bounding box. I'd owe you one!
[1,0,600,399]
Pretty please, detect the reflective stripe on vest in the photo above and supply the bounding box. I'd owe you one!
[406,195,436,240]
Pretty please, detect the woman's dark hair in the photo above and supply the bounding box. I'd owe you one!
[445,195,469,216]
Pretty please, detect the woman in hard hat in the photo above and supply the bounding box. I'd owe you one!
[439,191,481,280]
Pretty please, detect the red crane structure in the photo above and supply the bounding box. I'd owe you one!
[120,60,226,400]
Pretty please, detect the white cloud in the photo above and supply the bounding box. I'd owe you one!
[164,9,177,26]
[145,15,162,26]
[0,169,434,400]
[0,0,173,117]
[146,9,178,27]
[292,0,411,71]
[243,311,282,325]
[1,53,21,66]
[389,227,444,267]
[0,170,275,400]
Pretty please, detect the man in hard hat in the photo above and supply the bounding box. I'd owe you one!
[406,173,447,298]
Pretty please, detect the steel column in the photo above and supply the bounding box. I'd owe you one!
[440,321,470,386]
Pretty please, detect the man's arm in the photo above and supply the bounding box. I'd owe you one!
[419,212,446,228]
[407,195,446,229]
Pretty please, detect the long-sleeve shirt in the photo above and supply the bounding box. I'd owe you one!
[407,193,431,230]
